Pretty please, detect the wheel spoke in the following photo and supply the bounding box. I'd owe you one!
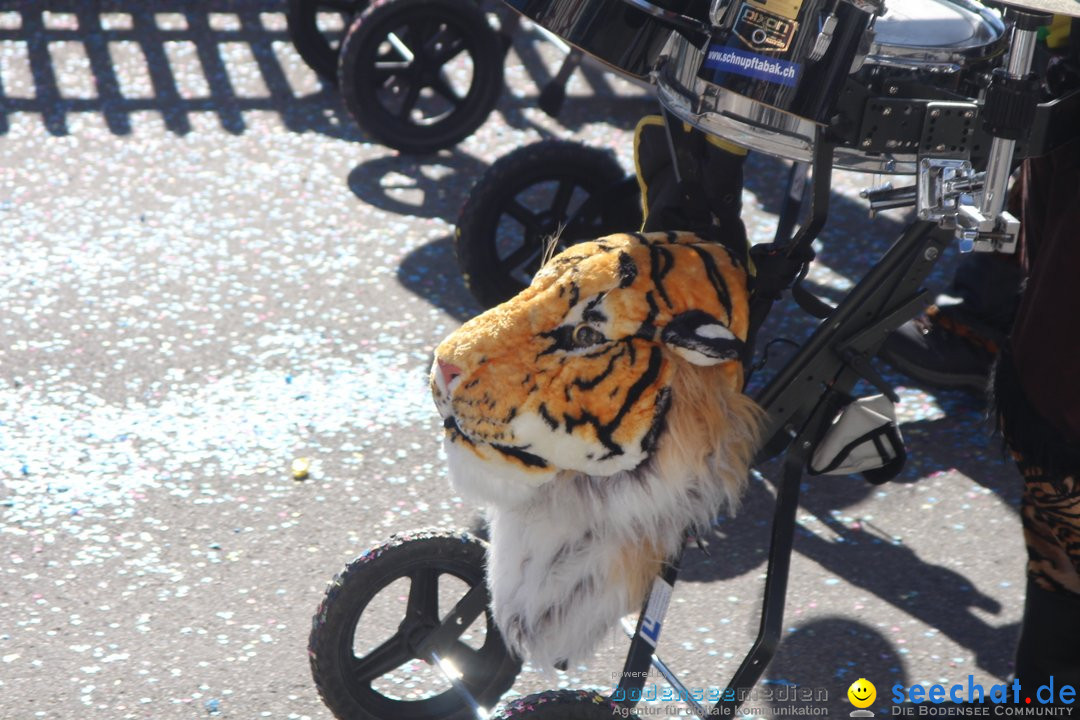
[431,71,463,107]
[373,68,408,91]
[505,200,539,231]
[374,60,412,72]
[549,180,578,219]
[429,35,466,66]
[562,197,608,238]
[407,568,440,624]
[412,17,440,58]
[448,640,486,671]
[353,633,411,685]
[411,581,491,657]
[397,80,423,120]
[502,241,543,274]
[385,31,416,63]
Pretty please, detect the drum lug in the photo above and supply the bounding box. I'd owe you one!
[808,14,839,62]
[708,0,735,28]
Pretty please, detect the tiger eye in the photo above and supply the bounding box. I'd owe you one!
[573,324,604,347]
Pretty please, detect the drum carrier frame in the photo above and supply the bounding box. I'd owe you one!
[610,4,1079,717]
[308,1,1080,717]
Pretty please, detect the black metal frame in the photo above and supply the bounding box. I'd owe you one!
[611,128,951,717]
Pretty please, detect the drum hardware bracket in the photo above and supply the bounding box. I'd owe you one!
[955,204,1020,253]
[964,9,1045,254]
[919,101,981,157]
[916,158,976,223]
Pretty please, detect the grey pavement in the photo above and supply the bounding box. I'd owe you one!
[0,3,1027,719]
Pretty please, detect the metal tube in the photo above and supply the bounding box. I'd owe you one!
[978,25,1039,219]
[618,618,709,720]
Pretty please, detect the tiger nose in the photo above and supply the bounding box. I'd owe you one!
[436,359,462,388]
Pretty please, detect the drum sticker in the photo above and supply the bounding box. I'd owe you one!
[703,45,802,87]
[639,578,673,648]
[735,3,798,52]
[751,0,801,20]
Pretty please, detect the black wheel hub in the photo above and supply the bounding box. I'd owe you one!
[402,619,440,660]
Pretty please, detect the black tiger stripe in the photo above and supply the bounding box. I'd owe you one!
[538,403,559,430]
[636,291,660,340]
[649,244,675,308]
[639,386,672,455]
[689,245,733,321]
[537,325,576,356]
[563,409,623,457]
[592,346,664,461]
[617,251,638,288]
[572,346,624,390]
[605,345,663,436]
[582,294,607,323]
[491,443,549,469]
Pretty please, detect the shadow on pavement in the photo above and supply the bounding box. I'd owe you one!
[396,234,482,323]
[0,0,652,141]
[347,151,489,222]
[0,0,370,138]
[765,617,911,715]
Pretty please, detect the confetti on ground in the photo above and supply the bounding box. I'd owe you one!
[0,3,1027,719]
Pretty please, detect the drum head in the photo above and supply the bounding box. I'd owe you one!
[872,0,1004,58]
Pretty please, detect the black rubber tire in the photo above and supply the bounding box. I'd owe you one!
[338,0,504,154]
[286,0,368,81]
[494,690,623,718]
[309,530,521,720]
[455,140,642,308]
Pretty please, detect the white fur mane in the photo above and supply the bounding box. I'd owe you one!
[446,359,761,667]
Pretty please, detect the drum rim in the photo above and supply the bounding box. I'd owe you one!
[655,32,949,175]
[866,0,1007,67]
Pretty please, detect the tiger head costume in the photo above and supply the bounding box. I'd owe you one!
[431,231,762,667]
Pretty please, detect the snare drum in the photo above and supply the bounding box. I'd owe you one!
[657,0,1006,173]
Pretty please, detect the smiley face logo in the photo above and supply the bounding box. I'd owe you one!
[848,678,876,709]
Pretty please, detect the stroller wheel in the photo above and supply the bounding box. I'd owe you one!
[309,530,520,720]
[493,689,623,718]
[286,0,368,81]
[338,0,504,154]
[455,139,642,308]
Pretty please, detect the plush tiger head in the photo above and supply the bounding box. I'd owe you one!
[430,231,762,666]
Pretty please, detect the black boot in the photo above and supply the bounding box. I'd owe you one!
[1013,579,1080,705]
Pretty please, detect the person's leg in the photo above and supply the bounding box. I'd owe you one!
[879,227,1021,395]
[1012,459,1080,697]
[1000,118,1080,697]
[634,115,748,244]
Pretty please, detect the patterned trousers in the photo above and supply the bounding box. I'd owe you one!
[1018,456,1080,597]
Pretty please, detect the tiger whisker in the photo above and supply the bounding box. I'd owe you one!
[540,224,564,268]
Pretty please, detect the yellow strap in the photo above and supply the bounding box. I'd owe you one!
[633,115,667,230]
[687,123,749,156]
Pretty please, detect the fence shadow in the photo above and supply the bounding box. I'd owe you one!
[0,0,363,138]
[0,0,654,140]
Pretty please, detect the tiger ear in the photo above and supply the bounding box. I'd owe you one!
[661,310,744,366]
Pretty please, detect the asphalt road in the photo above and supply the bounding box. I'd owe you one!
[0,2,1027,719]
